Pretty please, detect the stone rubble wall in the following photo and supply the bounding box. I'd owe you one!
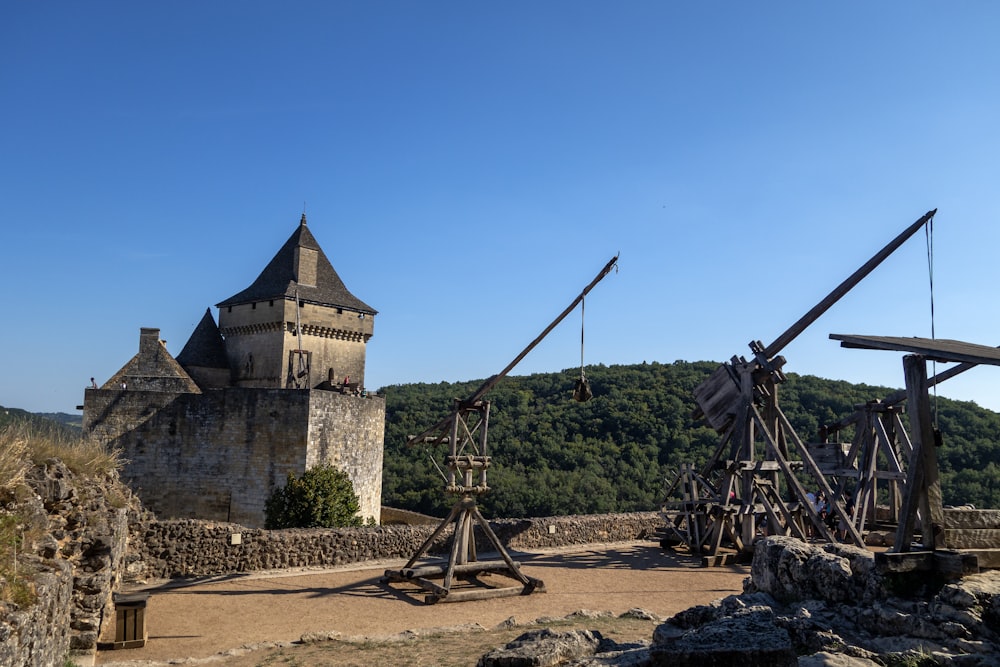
[0,560,74,667]
[132,511,662,579]
[0,458,144,666]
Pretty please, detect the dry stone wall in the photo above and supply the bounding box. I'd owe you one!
[132,512,662,579]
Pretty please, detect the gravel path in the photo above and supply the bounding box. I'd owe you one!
[95,540,749,665]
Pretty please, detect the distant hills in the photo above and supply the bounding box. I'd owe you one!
[0,406,81,432]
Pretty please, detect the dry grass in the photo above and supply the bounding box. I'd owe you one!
[215,615,658,667]
[0,422,122,482]
[0,423,30,496]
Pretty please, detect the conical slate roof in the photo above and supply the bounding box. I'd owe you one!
[216,215,377,314]
[176,308,229,369]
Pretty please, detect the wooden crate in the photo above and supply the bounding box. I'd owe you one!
[113,592,149,649]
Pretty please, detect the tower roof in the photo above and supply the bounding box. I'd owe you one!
[176,308,229,369]
[216,214,377,314]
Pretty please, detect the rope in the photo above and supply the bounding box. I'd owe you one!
[428,449,449,485]
[580,296,586,380]
[925,216,939,430]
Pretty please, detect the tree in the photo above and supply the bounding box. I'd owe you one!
[264,464,362,529]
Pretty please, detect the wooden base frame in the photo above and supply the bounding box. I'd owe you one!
[383,497,545,604]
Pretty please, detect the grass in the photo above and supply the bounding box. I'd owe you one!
[16,422,122,479]
[0,511,41,608]
[0,423,30,497]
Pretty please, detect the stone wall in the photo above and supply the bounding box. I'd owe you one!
[132,512,662,579]
[0,459,142,665]
[219,299,373,389]
[84,387,384,527]
[0,560,74,667]
[306,391,385,522]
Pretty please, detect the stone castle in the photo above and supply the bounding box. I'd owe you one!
[82,215,385,526]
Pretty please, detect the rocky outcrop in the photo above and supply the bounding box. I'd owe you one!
[0,560,73,667]
[477,616,657,667]
[0,458,146,664]
[477,628,604,666]
[480,536,1000,666]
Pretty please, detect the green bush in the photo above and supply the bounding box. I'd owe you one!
[264,464,363,529]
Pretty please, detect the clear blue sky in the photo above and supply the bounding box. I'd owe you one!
[3,3,1000,415]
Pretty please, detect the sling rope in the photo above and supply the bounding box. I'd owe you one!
[572,295,593,401]
[925,215,939,431]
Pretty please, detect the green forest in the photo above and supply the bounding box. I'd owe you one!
[381,361,1000,518]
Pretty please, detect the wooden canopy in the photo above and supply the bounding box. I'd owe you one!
[830,334,1000,367]
[830,332,1000,561]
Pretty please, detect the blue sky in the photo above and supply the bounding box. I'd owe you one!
[3,3,1000,415]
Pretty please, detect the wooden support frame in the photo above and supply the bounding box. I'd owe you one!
[829,333,1000,570]
[662,211,937,565]
[383,400,545,603]
[385,255,617,602]
[662,354,865,565]
[894,354,946,551]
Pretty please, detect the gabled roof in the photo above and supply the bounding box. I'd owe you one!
[177,308,230,369]
[101,328,201,394]
[216,214,377,314]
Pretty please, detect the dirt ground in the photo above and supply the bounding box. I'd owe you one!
[94,540,749,666]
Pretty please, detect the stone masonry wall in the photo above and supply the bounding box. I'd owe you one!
[86,388,384,528]
[133,512,661,579]
[99,389,310,526]
[307,391,385,522]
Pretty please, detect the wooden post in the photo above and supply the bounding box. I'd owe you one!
[894,355,946,551]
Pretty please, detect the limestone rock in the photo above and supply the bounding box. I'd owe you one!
[797,651,881,666]
[477,628,602,667]
[651,606,796,666]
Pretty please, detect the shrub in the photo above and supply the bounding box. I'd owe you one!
[264,464,362,529]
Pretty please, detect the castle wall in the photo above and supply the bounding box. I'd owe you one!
[219,299,373,388]
[84,388,188,443]
[293,332,367,387]
[307,391,385,522]
[84,388,384,527]
[223,326,286,387]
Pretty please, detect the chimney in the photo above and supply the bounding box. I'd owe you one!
[139,328,161,374]
[294,247,318,287]
[140,328,160,353]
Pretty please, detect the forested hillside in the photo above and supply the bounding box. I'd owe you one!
[381,361,1000,518]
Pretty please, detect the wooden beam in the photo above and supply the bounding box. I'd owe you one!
[764,209,935,359]
[894,355,946,551]
[831,334,1000,367]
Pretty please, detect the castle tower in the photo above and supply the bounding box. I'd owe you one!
[216,214,377,389]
